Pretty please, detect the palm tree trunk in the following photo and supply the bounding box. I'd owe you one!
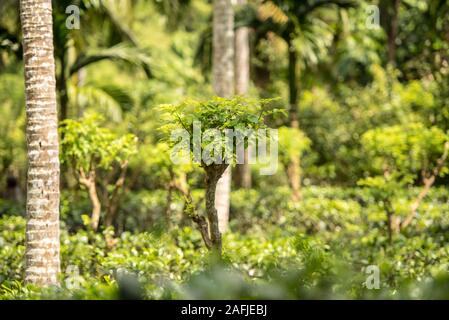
[20,0,60,286]
[212,0,234,233]
[235,0,249,97]
[234,0,251,189]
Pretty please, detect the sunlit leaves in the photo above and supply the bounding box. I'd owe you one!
[159,96,283,165]
[278,126,311,167]
[361,122,449,177]
[60,113,138,172]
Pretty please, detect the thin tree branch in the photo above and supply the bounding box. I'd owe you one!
[401,141,449,229]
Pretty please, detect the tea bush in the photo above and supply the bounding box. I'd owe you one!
[1,186,449,299]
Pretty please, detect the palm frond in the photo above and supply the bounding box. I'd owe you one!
[258,1,288,25]
[71,82,132,121]
[69,44,152,78]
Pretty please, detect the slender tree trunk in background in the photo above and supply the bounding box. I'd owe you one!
[212,0,234,233]
[235,0,249,96]
[286,161,301,201]
[57,52,69,122]
[380,0,400,65]
[388,0,400,65]
[287,41,301,201]
[234,0,252,189]
[20,0,60,286]
[76,69,87,117]
[5,175,24,203]
[288,42,299,129]
[104,161,129,228]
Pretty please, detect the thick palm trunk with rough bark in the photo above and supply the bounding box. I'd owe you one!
[212,0,234,233]
[234,0,252,189]
[20,0,60,286]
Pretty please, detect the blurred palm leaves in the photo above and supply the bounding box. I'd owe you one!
[257,1,288,25]
[69,44,153,78]
[0,0,152,120]
[255,0,355,68]
[70,82,134,122]
[195,0,355,77]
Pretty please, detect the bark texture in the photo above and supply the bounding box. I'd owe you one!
[205,164,229,254]
[215,166,231,233]
[79,168,101,230]
[20,0,60,286]
[235,0,252,189]
[235,0,250,96]
[212,0,234,233]
[175,165,227,255]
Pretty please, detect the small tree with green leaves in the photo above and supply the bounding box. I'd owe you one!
[60,113,138,231]
[160,97,279,255]
[359,122,449,239]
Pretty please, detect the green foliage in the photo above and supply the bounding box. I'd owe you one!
[357,122,449,204]
[131,142,194,188]
[0,216,25,284]
[60,113,138,171]
[0,72,26,183]
[277,126,311,167]
[298,65,445,184]
[2,184,449,300]
[361,123,449,178]
[357,175,406,202]
[160,96,283,165]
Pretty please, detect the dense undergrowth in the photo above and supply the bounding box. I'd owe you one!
[1,186,448,299]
